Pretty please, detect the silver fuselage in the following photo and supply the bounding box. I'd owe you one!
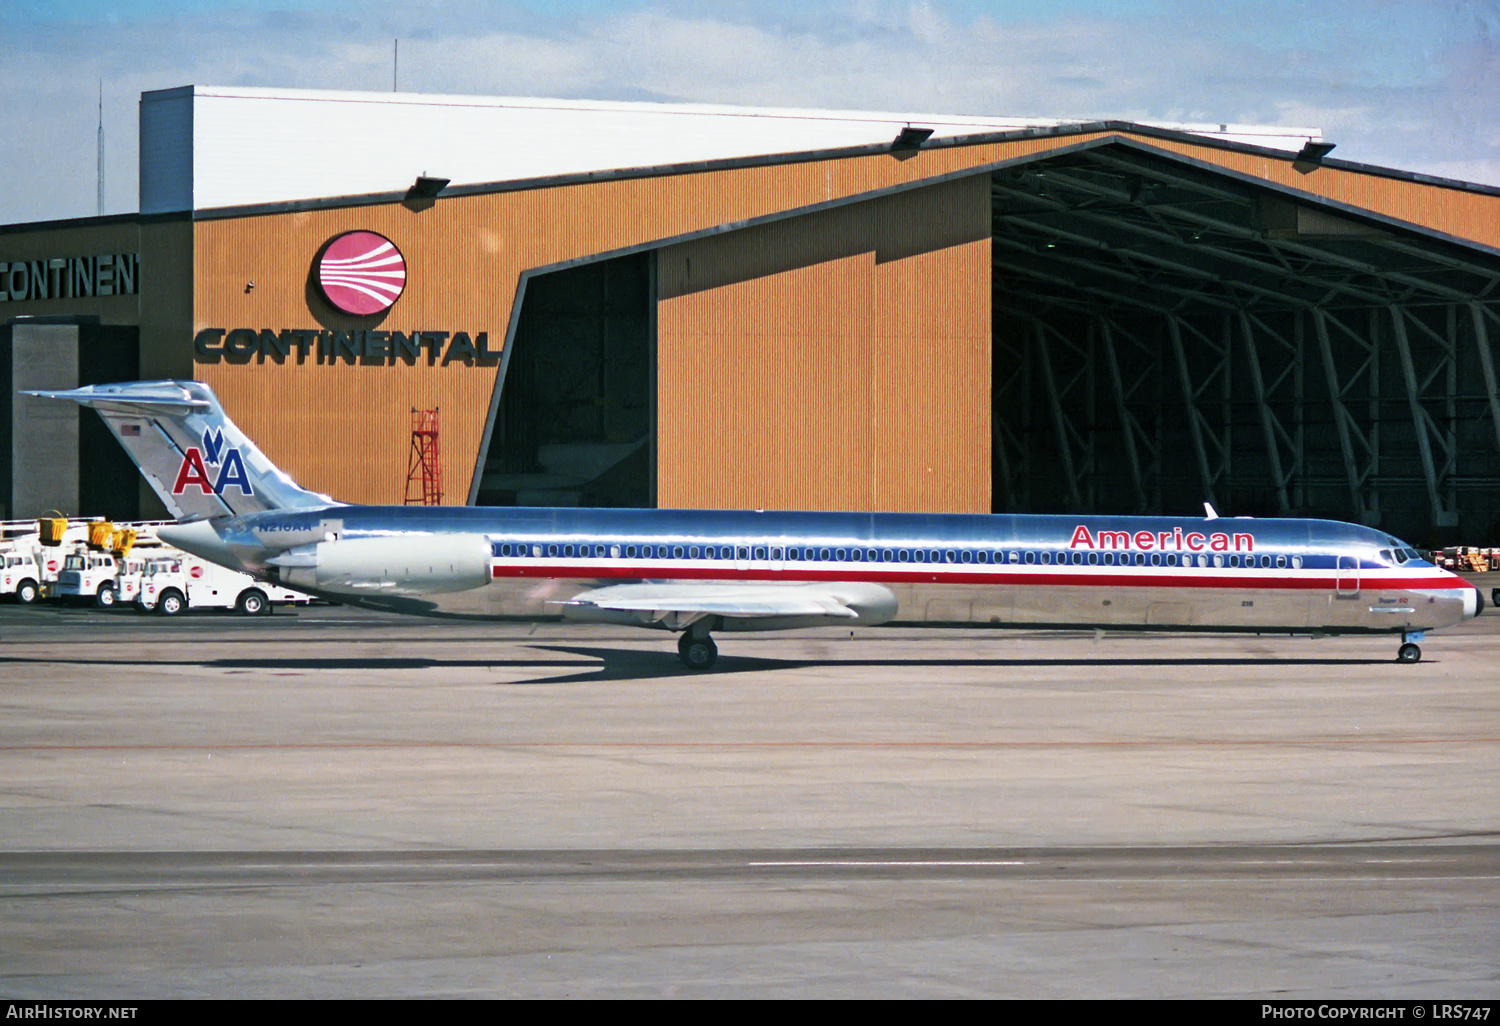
[163,507,1481,635]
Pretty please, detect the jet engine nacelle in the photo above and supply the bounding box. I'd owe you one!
[277,533,491,597]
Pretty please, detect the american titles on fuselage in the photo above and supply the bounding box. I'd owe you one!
[193,328,499,366]
[1069,525,1251,553]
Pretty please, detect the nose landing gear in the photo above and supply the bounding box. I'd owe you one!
[1397,631,1424,663]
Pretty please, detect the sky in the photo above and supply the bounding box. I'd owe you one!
[1,0,1496,225]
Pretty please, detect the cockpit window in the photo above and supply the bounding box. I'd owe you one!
[1386,537,1424,564]
[1379,548,1394,564]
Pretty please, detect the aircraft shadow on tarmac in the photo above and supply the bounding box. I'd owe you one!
[0,647,1398,685]
[503,645,1399,685]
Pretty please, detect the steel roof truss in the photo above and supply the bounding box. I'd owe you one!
[1471,303,1500,459]
[1032,319,1099,512]
[1071,152,1485,303]
[1390,306,1457,525]
[1311,307,1378,521]
[1102,316,1166,513]
[1080,145,1498,278]
[997,208,1349,309]
[1240,311,1305,514]
[991,316,1032,511]
[998,181,1405,309]
[991,234,1231,314]
[1167,314,1233,507]
[990,147,1500,530]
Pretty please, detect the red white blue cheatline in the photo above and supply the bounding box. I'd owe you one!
[317,231,406,315]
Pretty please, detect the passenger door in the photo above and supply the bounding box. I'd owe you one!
[1336,555,1360,597]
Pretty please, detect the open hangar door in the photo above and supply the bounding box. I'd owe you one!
[989,140,1500,546]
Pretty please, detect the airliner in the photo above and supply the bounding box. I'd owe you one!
[31,380,1483,669]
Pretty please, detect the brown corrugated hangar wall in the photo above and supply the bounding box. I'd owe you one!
[189,136,1019,513]
[5,127,1500,541]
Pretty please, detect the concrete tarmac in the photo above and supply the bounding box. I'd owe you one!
[1,602,1497,998]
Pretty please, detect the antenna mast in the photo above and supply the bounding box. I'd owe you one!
[96,80,104,216]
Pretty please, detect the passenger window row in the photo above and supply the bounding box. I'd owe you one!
[490,541,1305,570]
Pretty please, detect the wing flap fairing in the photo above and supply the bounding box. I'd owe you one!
[556,581,896,627]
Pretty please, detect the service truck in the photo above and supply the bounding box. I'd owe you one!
[136,555,314,615]
[114,546,178,605]
[32,519,105,599]
[53,551,122,607]
[0,546,42,603]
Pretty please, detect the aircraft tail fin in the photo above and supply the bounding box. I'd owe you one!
[25,380,336,519]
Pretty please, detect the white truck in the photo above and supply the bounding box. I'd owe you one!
[0,546,43,604]
[136,555,314,615]
[53,551,122,607]
[20,540,83,599]
[30,518,113,600]
[114,545,179,606]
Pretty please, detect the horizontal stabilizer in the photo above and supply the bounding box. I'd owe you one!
[25,383,211,412]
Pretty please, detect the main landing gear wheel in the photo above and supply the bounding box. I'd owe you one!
[1397,643,1422,663]
[677,632,718,672]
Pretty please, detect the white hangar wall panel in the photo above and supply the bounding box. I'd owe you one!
[141,86,1318,214]
[656,175,991,514]
[162,87,1054,212]
[138,89,193,216]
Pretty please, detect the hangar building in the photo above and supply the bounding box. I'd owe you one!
[3,86,1498,546]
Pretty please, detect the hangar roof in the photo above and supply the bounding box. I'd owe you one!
[138,85,1323,214]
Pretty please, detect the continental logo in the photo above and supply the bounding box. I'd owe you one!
[317,231,406,315]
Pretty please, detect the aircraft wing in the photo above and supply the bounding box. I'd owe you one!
[557,583,866,622]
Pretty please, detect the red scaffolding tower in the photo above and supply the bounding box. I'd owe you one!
[404,407,443,505]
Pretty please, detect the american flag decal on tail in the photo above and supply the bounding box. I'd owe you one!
[316,231,407,315]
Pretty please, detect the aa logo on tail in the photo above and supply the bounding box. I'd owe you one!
[172,428,253,497]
